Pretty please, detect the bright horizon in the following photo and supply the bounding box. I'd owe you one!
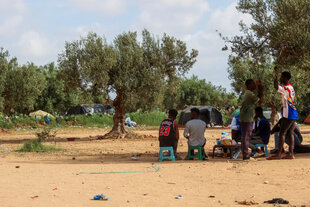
[0,0,252,91]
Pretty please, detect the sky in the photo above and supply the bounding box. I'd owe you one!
[0,0,252,91]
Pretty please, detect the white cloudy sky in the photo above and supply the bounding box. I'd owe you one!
[0,0,252,90]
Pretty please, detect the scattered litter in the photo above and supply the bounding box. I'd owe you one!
[31,196,39,199]
[175,195,183,199]
[3,148,8,152]
[237,200,258,205]
[72,157,76,160]
[15,166,20,168]
[264,181,269,184]
[264,198,289,204]
[53,188,58,190]
[167,182,176,185]
[209,195,215,198]
[36,150,46,153]
[143,193,148,196]
[93,194,109,201]
[131,156,139,161]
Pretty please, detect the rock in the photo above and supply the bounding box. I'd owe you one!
[72,157,76,160]
[15,166,20,168]
[264,181,269,184]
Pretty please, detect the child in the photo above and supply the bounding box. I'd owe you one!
[268,71,298,160]
[239,79,263,160]
[159,109,179,156]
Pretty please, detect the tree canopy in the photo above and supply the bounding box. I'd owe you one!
[58,30,198,138]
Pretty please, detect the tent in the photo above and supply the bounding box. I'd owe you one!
[179,106,223,126]
[66,104,115,116]
[304,114,310,125]
[29,110,55,119]
[66,105,88,115]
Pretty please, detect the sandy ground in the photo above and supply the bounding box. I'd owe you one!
[1,126,310,207]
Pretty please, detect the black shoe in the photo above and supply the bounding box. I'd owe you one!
[243,157,250,160]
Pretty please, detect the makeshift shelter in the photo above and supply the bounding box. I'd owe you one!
[66,104,115,116]
[179,106,223,126]
[29,110,55,119]
[66,105,88,115]
[304,114,310,125]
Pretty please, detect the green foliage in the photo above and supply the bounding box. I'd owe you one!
[3,62,46,114]
[127,111,167,126]
[222,0,310,80]
[162,76,239,110]
[223,0,310,112]
[0,48,9,111]
[17,139,61,152]
[58,30,198,134]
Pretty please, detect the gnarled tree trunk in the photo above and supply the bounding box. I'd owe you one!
[102,91,128,139]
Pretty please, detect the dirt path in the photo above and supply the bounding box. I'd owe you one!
[0,126,310,206]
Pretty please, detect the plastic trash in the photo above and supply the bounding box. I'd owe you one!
[94,194,109,200]
[3,148,8,152]
[233,149,241,159]
[175,195,183,199]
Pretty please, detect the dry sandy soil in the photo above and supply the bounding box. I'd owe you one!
[1,126,310,207]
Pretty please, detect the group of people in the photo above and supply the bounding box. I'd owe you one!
[238,71,299,160]
[159,108,207,159]
[158,71,301,161]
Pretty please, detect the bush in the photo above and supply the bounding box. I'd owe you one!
[128,111,167,126]
[17,139,61,152]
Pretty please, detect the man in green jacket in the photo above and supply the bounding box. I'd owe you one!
[239,79,264,160]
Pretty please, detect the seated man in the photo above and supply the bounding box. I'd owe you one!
[270,118,303,154]
[183,108,206,156]
[231,114,241,142]
[159,109,179,156]
[249,107,270,156]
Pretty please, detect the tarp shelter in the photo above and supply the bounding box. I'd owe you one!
[29,110,55,119]
[66,105,87,115]
[179,106,223,126]
[66,104,115,116]
[305,114,310,125]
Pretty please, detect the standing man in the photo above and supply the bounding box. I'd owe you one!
[159,109,179,157]
[239,79,264,160]
[268,71,298,160]
[183,108,207,157]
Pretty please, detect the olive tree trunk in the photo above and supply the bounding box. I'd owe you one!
[102,91,128,139]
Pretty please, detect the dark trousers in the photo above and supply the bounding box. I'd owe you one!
[159,138,178,155]
[240,122,253,158]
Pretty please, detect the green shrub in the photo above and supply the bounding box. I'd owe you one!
[17,139,61,152]
[128,111,167,126]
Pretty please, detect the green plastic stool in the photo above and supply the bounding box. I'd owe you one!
[255,144,269,157]
[186,146,205,161]
[158,147,175,162]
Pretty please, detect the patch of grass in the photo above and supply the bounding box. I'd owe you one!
[128,111,167,126]
[17,139,61,152]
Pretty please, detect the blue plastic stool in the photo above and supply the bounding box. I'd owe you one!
[159,147,175,162]
[255,144,269,157]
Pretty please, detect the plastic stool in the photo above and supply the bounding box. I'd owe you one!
[255,144,269,157]
[159,147,175,162]
[186,146,205,160]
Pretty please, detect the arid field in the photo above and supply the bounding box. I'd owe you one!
[1,126,310,207]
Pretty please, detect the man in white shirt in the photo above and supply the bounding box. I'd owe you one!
[183,108,207,156]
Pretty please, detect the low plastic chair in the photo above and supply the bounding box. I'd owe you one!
[255,144,269,157]
[186,146,206,161]
[158,147,175,162]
